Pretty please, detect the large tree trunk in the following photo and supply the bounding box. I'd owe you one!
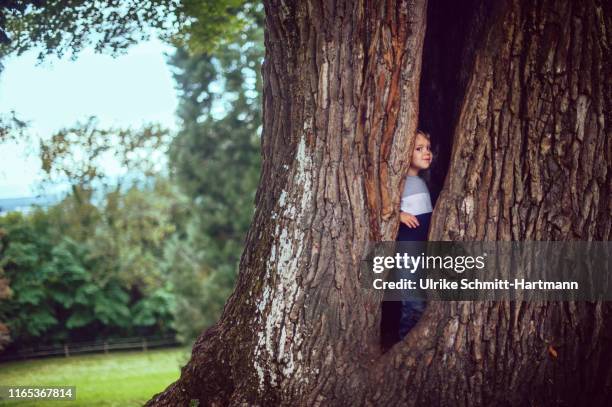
[147,0,611,405]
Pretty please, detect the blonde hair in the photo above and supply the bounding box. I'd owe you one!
[415,129,431,140]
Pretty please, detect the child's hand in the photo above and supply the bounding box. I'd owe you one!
[400,212,420,228]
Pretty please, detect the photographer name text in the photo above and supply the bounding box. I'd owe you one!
[373,278,579,291]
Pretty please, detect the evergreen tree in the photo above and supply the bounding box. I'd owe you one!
[165,3,263,342]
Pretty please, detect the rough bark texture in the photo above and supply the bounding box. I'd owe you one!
[424,0,612,406]
[146,0,611,406]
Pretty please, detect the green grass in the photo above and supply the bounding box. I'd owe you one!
[0,347,190,407]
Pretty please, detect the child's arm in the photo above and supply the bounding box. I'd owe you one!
[400,211,420,228]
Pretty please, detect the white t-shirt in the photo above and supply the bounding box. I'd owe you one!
[400,175,432,216]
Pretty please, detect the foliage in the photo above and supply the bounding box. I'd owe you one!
[0,0,259,60]
[178,0,260,53]
[0,0,184,59]
[89,180,187,289]
[0,113,185,349]
[1,211,90,343]
[0,178,184,349]
[40,117,171,193]
[165,2,263,342]
[0,226,12,350]
[0,110,28,143]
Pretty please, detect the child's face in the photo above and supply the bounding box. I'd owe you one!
[410,133,432,171]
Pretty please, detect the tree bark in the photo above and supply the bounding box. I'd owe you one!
[147,0,611,405]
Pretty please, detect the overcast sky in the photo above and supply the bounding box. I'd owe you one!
[0,39,178,199]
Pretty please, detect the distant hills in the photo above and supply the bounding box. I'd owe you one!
[0,195,60,214]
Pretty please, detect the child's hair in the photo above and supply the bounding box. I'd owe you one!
[415,129,431,141]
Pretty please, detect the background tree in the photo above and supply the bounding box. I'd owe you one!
[145,0,611,406]
[40,117,170,192]
[164,2,263,342]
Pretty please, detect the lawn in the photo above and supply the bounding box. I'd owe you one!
[0,347,190,407]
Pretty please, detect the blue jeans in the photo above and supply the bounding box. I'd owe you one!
[396,215,430,339]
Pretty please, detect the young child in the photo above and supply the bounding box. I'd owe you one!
[396,129,433,339]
